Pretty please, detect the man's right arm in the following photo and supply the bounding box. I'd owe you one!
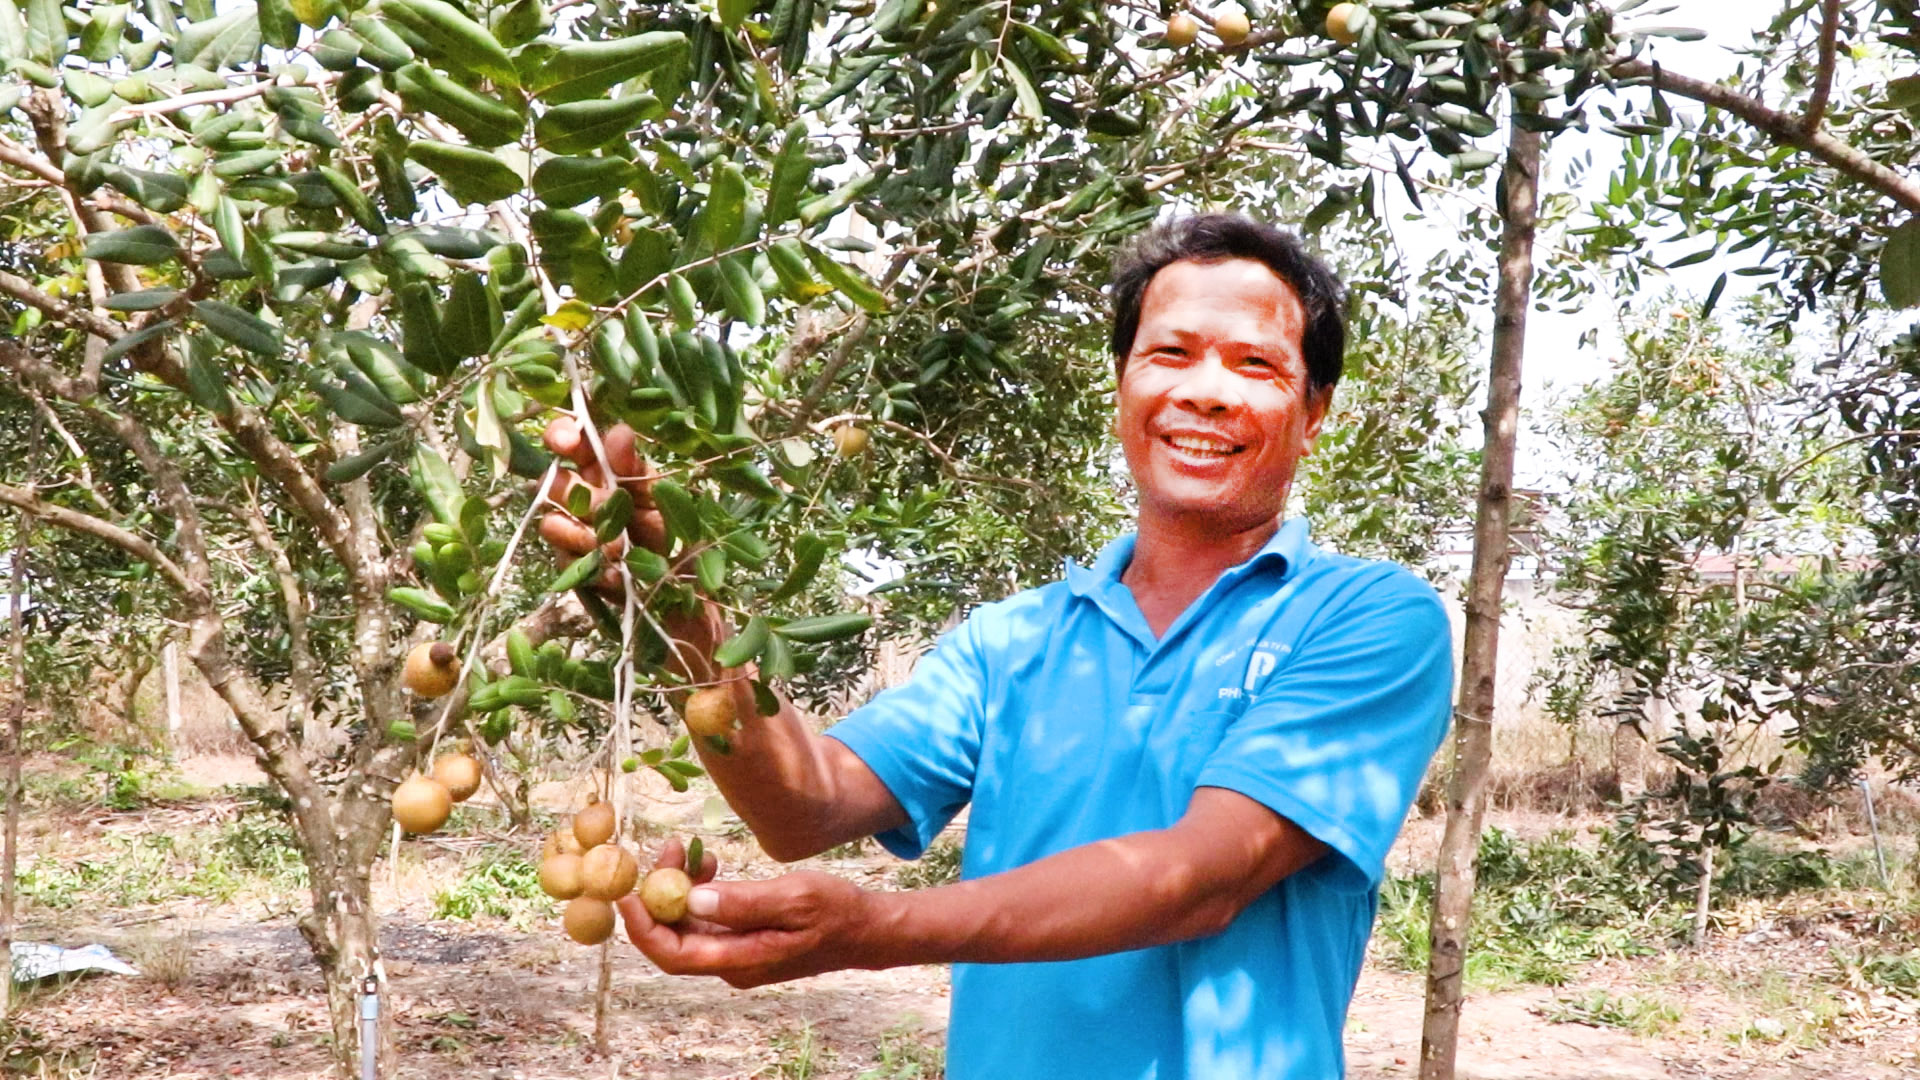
[536,417,907,862]
[664,608,909,862]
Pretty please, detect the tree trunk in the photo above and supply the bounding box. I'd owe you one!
[1419,119,1543,1080]
[163,640,183,742]
[3,509,29,1017]
[299,864,392,1079]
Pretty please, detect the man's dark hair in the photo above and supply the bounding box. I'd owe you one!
[1109,214,1346,395]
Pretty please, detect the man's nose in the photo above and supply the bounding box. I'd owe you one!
[1173,354,1241,413]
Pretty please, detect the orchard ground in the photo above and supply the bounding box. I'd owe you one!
[4,746,1919,1080]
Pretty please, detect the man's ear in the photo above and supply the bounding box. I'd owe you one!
[1300,385,1334,456]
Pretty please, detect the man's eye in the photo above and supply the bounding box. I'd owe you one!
[1243,357,1275,371]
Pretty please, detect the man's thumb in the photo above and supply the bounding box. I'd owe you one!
[687,879,800,930]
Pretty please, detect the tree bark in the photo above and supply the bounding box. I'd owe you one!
[1419,119,1543,1080]
[298,854,392,1079]
[3,435,34,1019]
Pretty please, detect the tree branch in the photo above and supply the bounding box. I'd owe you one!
[1805,0,1842,133]
[0,136,63,185]
[1612,59,1920,215]
[0,482,194,594]
[0,268,127,344]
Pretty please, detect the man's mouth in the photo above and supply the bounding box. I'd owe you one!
[1161,433,1244,458]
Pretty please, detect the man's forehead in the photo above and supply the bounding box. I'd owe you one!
[1139,258,1304,316]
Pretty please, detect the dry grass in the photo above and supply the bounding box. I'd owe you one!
[126,926,197,991]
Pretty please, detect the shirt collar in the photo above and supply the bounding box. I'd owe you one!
[1065,517,1312,599]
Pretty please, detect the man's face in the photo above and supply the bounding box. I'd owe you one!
[1116,258,1330,533]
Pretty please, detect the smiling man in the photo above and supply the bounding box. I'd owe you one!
[581,214,1454,1079]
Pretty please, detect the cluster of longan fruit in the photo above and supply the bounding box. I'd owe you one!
[539,797,693,944]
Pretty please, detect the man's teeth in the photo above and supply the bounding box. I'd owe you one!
[1166,435,1237,456]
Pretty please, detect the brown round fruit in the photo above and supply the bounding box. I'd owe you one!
[431,753,483,802]
[581,843,640,901]
[540,852,585,900]
[544,827,586,860]
[1325,2,1361,45]
[563,896,617,945]
[1165,12,1200,47]
[1214,5,1251,46]
[832,425,870,458]
[391,775,453,835]
[573,798,616,849]
[684,686,736,738]
[640,867,693,925]
[402,641,461,699]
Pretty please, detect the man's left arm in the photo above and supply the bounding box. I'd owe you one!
[618,569,1453,986]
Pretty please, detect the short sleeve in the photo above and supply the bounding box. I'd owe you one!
[824,616,989,860]
[1195,570,1453,891]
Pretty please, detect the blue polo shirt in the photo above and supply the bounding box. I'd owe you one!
[826,519,1453,1080]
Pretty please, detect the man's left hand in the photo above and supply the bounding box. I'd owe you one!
[615,845,883,989]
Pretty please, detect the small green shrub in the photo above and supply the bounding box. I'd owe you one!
[1541,990,1683,1036]
[432,852,545,925]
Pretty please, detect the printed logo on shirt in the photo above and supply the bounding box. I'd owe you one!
[1242,643,1292,694]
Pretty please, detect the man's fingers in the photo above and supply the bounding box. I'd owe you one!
[538,513,599,556]
[653,838,687,872]
[542,414,594,467]
[693,849,719,885]
[629,508,669,556]
[605,423,646,480]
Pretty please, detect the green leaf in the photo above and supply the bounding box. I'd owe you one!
[388,585,457,623]
[534,94,660,154]
[83,224,178,265]
[699,161,748,252]
[594,487,633,543]
[440,270,499,358]
[694,545,726,593]
[379,0,517,87]
[174,8,262,68]
[716,255,765,326]
[105,287,178,312]
[775,612,873,643]
[801,243,887,313]
[192,300,281,356]
[548,549,602,592]
[649,478,699,549]
[101,319,174,364]
[624,545,668,582]
[531,155,635,207]
[1882,220,1920,309]
[766,121,810,225]
[411,442,465,525]
[712,615,770,668]
[80,3,128,61]
[529,31,688,104]
[769,532,828,603]
[407,140,524,204]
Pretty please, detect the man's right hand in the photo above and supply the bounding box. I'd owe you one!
[534,413,728,683]
[536,414,670,567]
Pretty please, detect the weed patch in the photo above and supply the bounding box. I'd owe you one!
[893,837,963,891]
[432,851,547,927]
[1541,990,1684,1036]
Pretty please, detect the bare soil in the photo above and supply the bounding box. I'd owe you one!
[5,755,1918,1079]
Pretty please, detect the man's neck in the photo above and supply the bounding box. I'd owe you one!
[1120,511,1281,639]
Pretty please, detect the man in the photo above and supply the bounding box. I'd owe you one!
[544,214,1454,1078]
